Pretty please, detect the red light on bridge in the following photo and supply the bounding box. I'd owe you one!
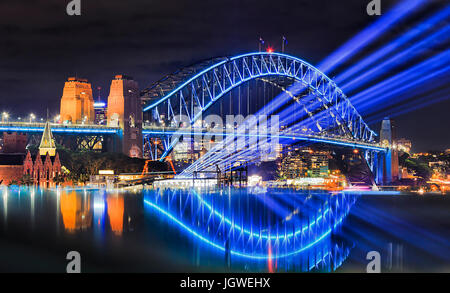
[353,149,359,154]
[266,47,274,53]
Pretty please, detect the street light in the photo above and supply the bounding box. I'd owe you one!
[29,113,35,123]
[2,112,8,122]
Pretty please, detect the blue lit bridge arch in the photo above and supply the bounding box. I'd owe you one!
[141,52,382,161]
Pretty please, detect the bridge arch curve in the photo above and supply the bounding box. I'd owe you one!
[141,52,379,160]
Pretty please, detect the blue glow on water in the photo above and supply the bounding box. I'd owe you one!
[1,186,448,272]
[143,188,357,262]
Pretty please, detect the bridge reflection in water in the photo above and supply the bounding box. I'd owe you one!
[0,186,358,272]
[143,188,356,272]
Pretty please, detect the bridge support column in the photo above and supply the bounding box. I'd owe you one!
[382,149,394,185]
[373,152,385,186]
[107,75,143,158]
[380,117,399,184]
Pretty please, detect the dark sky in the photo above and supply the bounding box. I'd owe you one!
[0,0,448,152]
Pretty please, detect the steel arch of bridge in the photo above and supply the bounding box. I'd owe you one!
[142,52,378,159]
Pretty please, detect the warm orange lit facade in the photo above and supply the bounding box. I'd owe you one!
[2,132,27,153]
[60,190,92,232]
[107,195,124,235]
[107,75,143,158]
[60,77,95,124]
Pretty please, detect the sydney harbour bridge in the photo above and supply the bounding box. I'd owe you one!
[0,52,394,186]
[0,51,391,268]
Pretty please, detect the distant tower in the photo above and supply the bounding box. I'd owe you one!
[39,121,56,156]
[60,77,95,124]
[380,117,399,183]
[107,75,143,158]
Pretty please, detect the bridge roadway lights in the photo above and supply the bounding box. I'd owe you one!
[0,124,120,134]
[142,129,387,153]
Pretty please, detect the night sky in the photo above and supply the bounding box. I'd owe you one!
[0,0,448,152]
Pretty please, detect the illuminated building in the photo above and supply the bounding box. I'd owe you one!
[60,77,95,124]
[397,138,412,153]
[1,132,27,153]
[279,148,330,179]
[23,122,62,182]
[173,138,193,161]
[0,123,62,184]
[39,121,56,156]
[23,151,62,183]
[279,151,307,179]
[309,152,329,178]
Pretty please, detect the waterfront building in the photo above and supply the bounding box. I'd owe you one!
[23,122,62,183]
[279,147,330,179]
[0,122,62,185]
[279,152,308,179]
[39,122,56,156]
[309,152,329,177]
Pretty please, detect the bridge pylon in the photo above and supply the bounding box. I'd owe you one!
[107,75,143,158]
[379,117,399,184]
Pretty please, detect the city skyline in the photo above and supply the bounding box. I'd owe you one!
[0,0,448,151]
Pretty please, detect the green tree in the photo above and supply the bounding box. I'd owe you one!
[19,174,34,186]
[8,179,19,186]
[53,174,66,185]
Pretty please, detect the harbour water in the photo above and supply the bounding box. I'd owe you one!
[0,186,448,272]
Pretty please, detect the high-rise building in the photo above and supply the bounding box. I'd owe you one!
[94,101,107,125]
[309,152,329,177]
[279,148,329,179]
[60,77,95,124]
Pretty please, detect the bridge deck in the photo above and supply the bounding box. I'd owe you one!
[0,122,119,134]
[142,126,386,152]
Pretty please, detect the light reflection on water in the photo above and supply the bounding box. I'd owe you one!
[142,187,357,272]
[0,186,448,272]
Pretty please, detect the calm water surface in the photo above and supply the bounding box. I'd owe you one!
[0,186,448,272]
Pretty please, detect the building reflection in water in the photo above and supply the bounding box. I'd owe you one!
[107,194,124,236]
[59,190,92,232]
[59,190,125,236]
